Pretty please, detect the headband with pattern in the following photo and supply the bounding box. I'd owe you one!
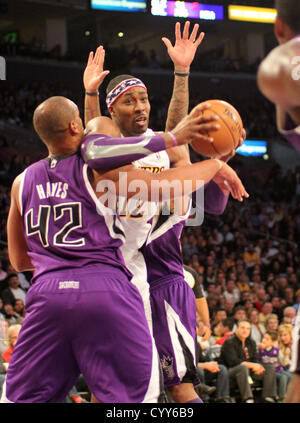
[106,78,147,108]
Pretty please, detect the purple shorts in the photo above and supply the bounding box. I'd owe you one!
[3,264,160,403]
[150,274,198,387]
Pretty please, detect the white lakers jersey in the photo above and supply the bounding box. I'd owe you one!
[119,128,170,324]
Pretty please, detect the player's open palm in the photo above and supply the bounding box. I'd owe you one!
[83,45,110,92]
[162,21,204,70]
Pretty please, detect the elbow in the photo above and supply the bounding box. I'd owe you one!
[10,256,33,272]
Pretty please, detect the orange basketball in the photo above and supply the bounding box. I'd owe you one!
[191,99,244,158]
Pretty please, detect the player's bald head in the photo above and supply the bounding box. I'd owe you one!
[275,0,300,34]
[33,96,79,143]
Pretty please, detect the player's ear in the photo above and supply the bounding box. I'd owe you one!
[108,105,115,118]
[69,119,80,135]
[274,15,286,43]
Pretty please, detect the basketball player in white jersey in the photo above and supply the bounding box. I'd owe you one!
[82,22,247,403]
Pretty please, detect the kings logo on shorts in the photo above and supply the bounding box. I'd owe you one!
[161,355,175,379]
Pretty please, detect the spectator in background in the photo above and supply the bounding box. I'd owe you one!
[258,331,292,402]
[2,324,21,363]
[271,296,284,321]
[13,299,25,323]
[0,303,8,354]
[243,243,260,269]
[220,320,277,403]
[265,314,279,333]
[282,307,297,325]
[258,302,273,327]
[249,308,266,345]
[253,288,268,312]
[1,274,26,306]
[215,318,235,346]
[223,279,240,304]
[224,298,235,317]
[197,341,233,403]
[283,288,295,308]
[278,324,293,371]
[212,308,227,326]
[2,304,20,326]
[236,272,251,293]
[0,261,7,282]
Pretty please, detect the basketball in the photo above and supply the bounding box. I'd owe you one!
[191,99,244,158]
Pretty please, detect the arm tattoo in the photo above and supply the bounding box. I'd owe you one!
[84,95,101,127]
[165,76,189,132]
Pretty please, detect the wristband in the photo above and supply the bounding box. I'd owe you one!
[174,72,190,77]
[168,132,178,147]
[86,91,99,96]
[213,158,223,170]
[204,323,211,328]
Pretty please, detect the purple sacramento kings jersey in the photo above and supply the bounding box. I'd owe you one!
[20,154,130,283]
[277,110,300,153]
[142,200,191,283]
[142,180,229,284]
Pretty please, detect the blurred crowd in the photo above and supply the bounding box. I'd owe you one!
[0,80,279,143]
[1,32,264,75]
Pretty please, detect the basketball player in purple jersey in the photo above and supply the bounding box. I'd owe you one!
[258,0,300,153]
[82,22,247,403]
[3,91,247,403]
[2,96,227,403]
[258,0,300,402]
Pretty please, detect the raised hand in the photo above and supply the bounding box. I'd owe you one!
[83,46,110,92]
[162,21,205,72]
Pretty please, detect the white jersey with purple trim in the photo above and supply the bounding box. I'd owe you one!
[119,128,170,327]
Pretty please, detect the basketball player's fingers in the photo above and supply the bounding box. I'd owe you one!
[234,180,249,201]
[98,70,110,83]
[94,46,103,64]
[195,114,220,124]
[217,182,230,196]
[190,103,212,116]
[87,51,94,66]
[189,23,199,42]
[195,32,205,47]
[99,48,106,68]
[189,103,211,117]
[175,22,182,41]
[162,37,172,50]
[182,21,190,40]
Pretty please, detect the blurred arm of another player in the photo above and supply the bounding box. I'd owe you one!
[257,38,300,140]
[7,174,35,272]
[83,45,110,126]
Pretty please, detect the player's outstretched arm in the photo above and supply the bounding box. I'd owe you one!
[163,21,205,132]
[83,45,110,126]
[93,157,249,203]
[7,175,35,272]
